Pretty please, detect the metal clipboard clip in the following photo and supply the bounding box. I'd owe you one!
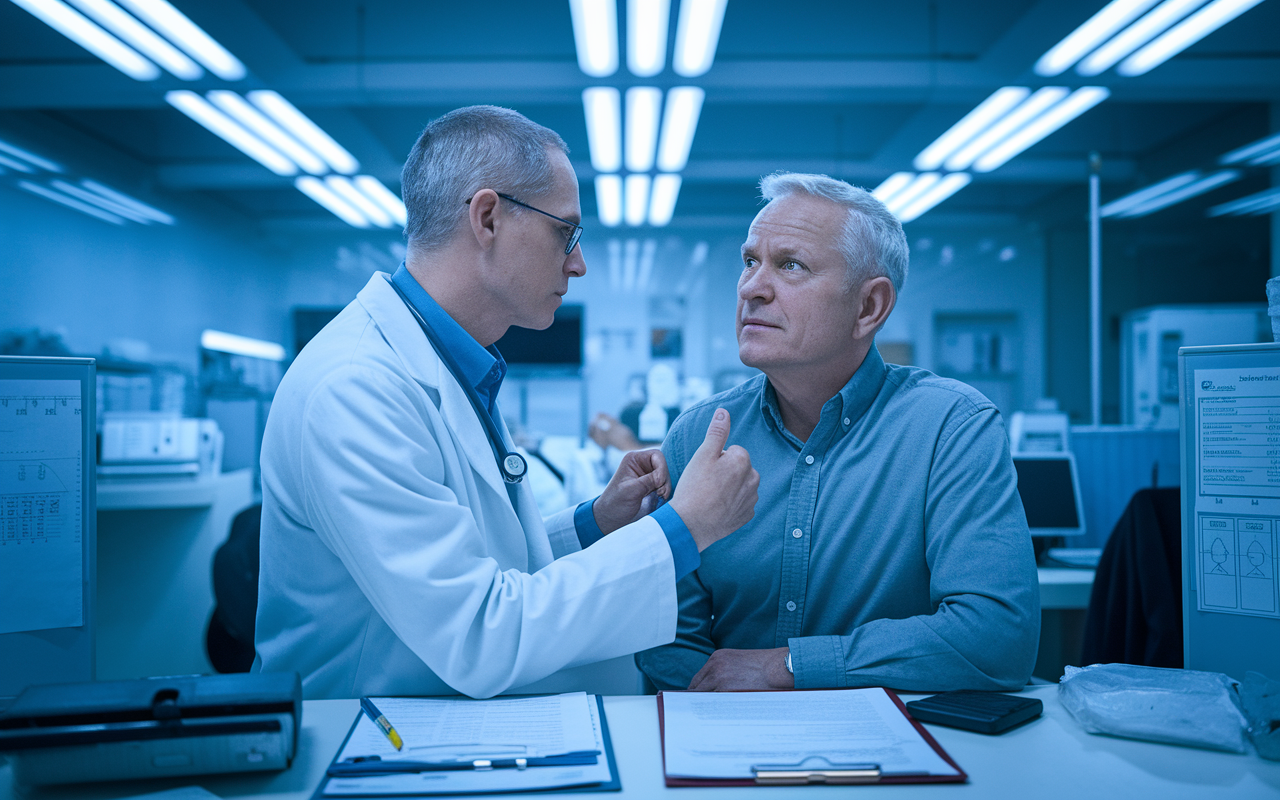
[752,756,882,785]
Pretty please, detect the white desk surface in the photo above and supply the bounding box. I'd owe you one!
[4,686,1277,799]
[1037,567,1095,610]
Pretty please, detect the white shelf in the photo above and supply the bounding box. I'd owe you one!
[96,469,251,510]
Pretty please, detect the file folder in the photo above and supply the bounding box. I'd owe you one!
[657,687,967,787]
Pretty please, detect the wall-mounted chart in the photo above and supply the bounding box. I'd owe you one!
[0,380,84,635]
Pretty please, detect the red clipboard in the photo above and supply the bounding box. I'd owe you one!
[657,687,968,787]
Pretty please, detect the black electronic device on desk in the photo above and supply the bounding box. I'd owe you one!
[0,672,300,787]
[905,691,1043,735]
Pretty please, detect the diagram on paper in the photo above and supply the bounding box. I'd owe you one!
[0,381,84,635]
[1197,515,1279,618]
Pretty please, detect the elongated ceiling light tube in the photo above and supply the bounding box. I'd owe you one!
[353,176,407,226]
[1100,171,1200,216]
[115,0,244,79]
[10,0,159,80]
[1208,187,1280,216]
[628,0,669,77]
[656,86,704,172]
[914,88,1030,171]
[0,138,63,172]
[596,175,623,226]
[945,88,1069,172]
[624,174,651,226]
[1076,0,1208,75]
[50,178,152,223]
[673,0,727,77]
[621,238,639,291]
[66,0,202,79]
[872,172,915,205]
[81,179,173,223]
[208,90,327,175]
[636,238,658,290]
[167,90,296,175]
[974,87,1110,173]
[1221,132,1280,164]
[884,173,941,216]
[0,154,35,172]
[19,180,124,223]
[1035,0,1161,76]
[897,173,972,223]
[648,174,682,226]
[607,239,623,289]
[583,87,623,173]
[248,91,359,174]
[326,175,393,228]
[201,330,286,361]
[295,176,370,228]
[1118,0,1267,75]
[625,86,663,173]
[569,0,618,77]
[1120,169,1240,216]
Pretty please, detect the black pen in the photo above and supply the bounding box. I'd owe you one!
[327,750,601,777]
[360,697,403,751]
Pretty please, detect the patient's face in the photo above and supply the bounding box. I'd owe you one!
[736,194,859,374]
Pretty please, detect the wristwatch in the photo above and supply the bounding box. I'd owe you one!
[784,651,793,674]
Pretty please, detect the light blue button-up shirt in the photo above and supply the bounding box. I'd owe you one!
[636,346,1041,691]
[391,265,698,578]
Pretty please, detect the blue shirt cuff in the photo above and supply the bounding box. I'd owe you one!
[788,635,847,689]
[650,503,700,581]
[574,500,606,549]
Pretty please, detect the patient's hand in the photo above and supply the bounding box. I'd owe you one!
[592,449,671,534]
[688,647,794,691]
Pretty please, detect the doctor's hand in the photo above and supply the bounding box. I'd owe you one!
[688,647,794,692]
[669,408,758,552]
[592,449,671,535]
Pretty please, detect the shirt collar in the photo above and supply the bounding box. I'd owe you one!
[759,344,888,442]
[391,264,506,396]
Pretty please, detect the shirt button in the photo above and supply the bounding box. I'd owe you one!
[843,417,851,426]
[805,455,814,465]
[786,601,797,612]
[792,528,803,538]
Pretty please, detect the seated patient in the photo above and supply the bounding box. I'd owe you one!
[636,172,1040,693]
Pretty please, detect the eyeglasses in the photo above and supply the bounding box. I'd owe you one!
[466,192,583,256]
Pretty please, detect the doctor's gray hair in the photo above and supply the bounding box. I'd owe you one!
[401,105,569,251]
[758,172,908,293]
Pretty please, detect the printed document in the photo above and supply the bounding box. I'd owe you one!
[323,692,611,796]
[662,688,960,779]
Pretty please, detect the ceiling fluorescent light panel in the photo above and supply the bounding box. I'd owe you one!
[50,178,152,223]
[115,0,245,79]
[872,172,915,205]
[1118,0,1267,76]
[1119,169,1240,216]
[625,174,651,226]
[200,330,286,361]
[914,88,1029,171]
[945,87,1069,172]
[81,179,173,224]
[885,173,941,216]
[625,87,663,173]
[66,0,203,79]
[325,175,394,228]
[1100,171,1200,216]
[0,139,63,172]
[973,87,1110,173]
[296,176,370,228]
[656,86,704,172]
[1208,187,1280,217]
[1035,0,1161,76]
[569,0,618,77]
[1076,0,1208,76]
[583,87,623,173]
[628,0,669,77]
[897,173,972,223]
[648,174,682,226]
[208,91,328,175]
[248,91,359,175]
[166,90,297,176]
[596,175,623,227]
[673,0,727,77]
[353,176,407,226]
[19,180,125,224]
[11,0,160,80]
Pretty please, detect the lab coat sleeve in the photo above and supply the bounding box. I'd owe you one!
[543,506,581,559]
[298,364,678,698]
[788,408,1041,692]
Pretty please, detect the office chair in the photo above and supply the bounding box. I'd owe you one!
[206,504,263,673]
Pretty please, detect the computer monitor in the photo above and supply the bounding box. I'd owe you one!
[0,356,96,698]
[1013,453,1086,537]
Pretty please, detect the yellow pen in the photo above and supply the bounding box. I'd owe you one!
[360,697,403,751]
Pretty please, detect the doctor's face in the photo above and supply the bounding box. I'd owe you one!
[493,149,587,331]
[736,193,860,375]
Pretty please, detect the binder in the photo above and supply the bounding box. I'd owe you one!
[657,688,968,787]
[311,694,620,797]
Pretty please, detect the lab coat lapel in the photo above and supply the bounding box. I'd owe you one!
[495,414,556,571]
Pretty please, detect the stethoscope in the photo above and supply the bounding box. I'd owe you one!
[386,276,527,484]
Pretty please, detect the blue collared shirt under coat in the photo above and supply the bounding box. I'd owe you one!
[635,346,1041,691]
[390,265,697,577]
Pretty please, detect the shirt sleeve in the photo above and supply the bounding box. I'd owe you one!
[575,500,700,580]
[633,410,718,690]
[787,407,1041,692]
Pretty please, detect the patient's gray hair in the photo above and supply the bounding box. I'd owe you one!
[759,172,908,293]
[402,105,569,250]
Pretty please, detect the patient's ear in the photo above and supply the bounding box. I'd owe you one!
[852,277,895,340]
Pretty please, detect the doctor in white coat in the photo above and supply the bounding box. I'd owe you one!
[254,106,758,699]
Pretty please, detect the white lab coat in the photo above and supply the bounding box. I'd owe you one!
[254,273,678,699]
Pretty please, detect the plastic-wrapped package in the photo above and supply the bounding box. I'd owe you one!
[1059,664,1247,753]
[1241,671,1280,761]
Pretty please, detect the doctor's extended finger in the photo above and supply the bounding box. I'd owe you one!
[694,409,731,459]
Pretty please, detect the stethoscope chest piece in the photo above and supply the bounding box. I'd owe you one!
[502,453,528,483]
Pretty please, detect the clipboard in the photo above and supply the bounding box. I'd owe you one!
[656,688,968,787]
[311,695,621,797]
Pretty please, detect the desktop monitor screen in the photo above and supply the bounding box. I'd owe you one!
[1013,454,1086,537]
[495,304,583,369]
